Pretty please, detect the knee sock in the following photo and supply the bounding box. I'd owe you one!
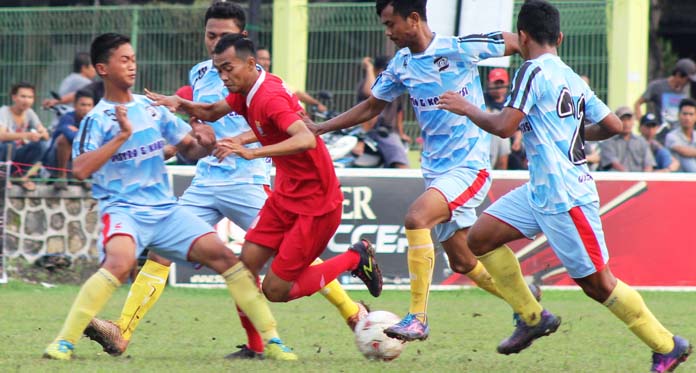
[287,251,360,301]
[116,259,169,340]
[406,229,435,323]
[223,262,278,343]
[314,258,360,321]
[465,260,503,299]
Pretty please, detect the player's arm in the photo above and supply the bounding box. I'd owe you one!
[214,121,315,160]
[438,91,523,138]
[306,96,388,135]
[144,88,231,123]
[585,113,621,141]
[633,96,646,122]
[72,106,132,180]
[502,32,520,56]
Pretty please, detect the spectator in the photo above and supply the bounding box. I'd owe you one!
[255,46,327,113]
[49,89,94,190]
[599,106,654,172]
[0,82,50,191]
[634,58,696,136]
[42,52,96,109]
[484,68,512,169]
[355,55,410,168]
[638,113,680,172]
[665,98,696,172]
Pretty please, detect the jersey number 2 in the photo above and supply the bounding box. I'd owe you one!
[556,88,587,165]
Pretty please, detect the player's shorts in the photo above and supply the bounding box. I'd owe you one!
[245,196,342,282]
[425,168,491,242]
[178,183,270,230]
[484,184,609,278]
[98,203,216,263]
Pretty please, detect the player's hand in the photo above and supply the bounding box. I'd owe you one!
[114,105,133,139]
[299,112,324,135]
[214,138,255,161]
[144,88,181,113]
[190,116,216,148]
[437,91,471,116]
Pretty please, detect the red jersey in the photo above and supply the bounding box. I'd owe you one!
[225,70,343,216]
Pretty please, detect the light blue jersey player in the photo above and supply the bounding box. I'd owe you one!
[309,0,521,342]
[440,2,691,370]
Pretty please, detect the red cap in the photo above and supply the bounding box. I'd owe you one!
[488,68,509,84]
[175,85,193,101]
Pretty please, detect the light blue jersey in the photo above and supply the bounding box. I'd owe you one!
[506,53,612,214]
[189,60,270,186]
[73,94,190,210]
[372,32,506,177]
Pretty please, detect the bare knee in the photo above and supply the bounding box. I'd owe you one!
[404,209,432,230]
[466,227,494,256]
[262,279,289,303]
[575,269,617,303]
[448,257,478,274]
[147,251,172,266]
[102,257,136,283]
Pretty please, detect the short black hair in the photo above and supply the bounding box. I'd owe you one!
[376,0,427,21]
[73,52,91,73]
[679,98,696,112]
[10,81,35,96]
[205,0,246,31]
[517,0,561,46]
[213,33,255,59]
[75,89,94,104]
[90,33,131,67]
[373,55,390,71]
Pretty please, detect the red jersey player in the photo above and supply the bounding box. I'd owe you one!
[145,34,382,303]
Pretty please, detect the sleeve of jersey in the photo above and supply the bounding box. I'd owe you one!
[160,107,192,145]
[72,114,103,158]
[505,61,542,114]
[371,58,407,103]
[266,97,302,132]
[584,90,612,124]
[456,32,506,63]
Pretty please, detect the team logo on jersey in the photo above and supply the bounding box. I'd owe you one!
[434,56,449,72]
[255,120,265,136]
[146,105,162,120]
[192,66,208,86]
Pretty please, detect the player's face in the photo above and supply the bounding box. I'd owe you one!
[205,18,244,56]
[256,49,271,71]
[74,96,94,120]
[11,87,35,112]
[97,43,136,89]
[619,115,634,135]
[213,47,256,94]
[380,5,417,49]
[678,106,696,128]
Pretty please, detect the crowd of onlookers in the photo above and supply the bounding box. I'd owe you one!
[2,52,696,193]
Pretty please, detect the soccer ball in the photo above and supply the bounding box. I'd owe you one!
[354,310,406,361]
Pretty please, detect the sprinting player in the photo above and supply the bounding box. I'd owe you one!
[83,1,369,360]
[437,1,692,371]
[43,33,296,361]
[304,0,521,342]
[145,34,382,305]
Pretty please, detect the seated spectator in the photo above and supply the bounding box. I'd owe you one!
[599,106,654,172]
[665,98,696,172]
[42,52,95,109]
[638,113,680,172]
[0,82,50,191]
[49,89,94,190]
[485,68,512,169]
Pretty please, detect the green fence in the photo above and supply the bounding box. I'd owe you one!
[0,1,609,139]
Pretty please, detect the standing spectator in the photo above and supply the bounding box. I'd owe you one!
[49,89,94,190]
[665,98,696,172]
[599,106,655,172]
[633,58,696,135]
[42,52,96,109]
[0,82,50,191]
[484,68,512,169]
[638,113,680,172]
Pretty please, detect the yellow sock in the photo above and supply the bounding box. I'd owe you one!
[477,246,542,325]
[465,260,503,299]
[57,268,121,344]
[406,228,435,323]
[314,258,359,320]
[116,259,170,340]
[222,262,279,343]
[603,280,674,353]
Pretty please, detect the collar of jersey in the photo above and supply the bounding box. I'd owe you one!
[246,68,266,107]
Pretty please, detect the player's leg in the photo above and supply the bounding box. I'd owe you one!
[44,212,139,360]
[559,203,691,371]
[441,229,502,298]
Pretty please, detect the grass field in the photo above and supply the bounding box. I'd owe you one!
[1,280,694,372]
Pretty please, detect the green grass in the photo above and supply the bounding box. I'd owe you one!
[1,280,694,372]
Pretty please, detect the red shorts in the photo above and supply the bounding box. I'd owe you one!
[245,196,342,282]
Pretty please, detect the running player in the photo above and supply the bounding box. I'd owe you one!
[145,34,382,305]
[43,33,295,361]
[304,0,522,342]
[83,1,369,360]
[437,1,692,371]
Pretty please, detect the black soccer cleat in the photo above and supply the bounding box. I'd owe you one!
[224,344,264,360]
[349,239,383,297]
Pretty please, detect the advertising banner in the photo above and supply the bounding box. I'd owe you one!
[168,168,696,289]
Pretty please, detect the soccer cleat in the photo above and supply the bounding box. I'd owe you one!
[43,340,74,360]
[83,318,129,356]
[224,344,264,360]
[264,338,298,361]
[349,239,383,297]
[346,301,370,331]
[497,309,561,355]
[651,335,692,373]
[384,313,430,341]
